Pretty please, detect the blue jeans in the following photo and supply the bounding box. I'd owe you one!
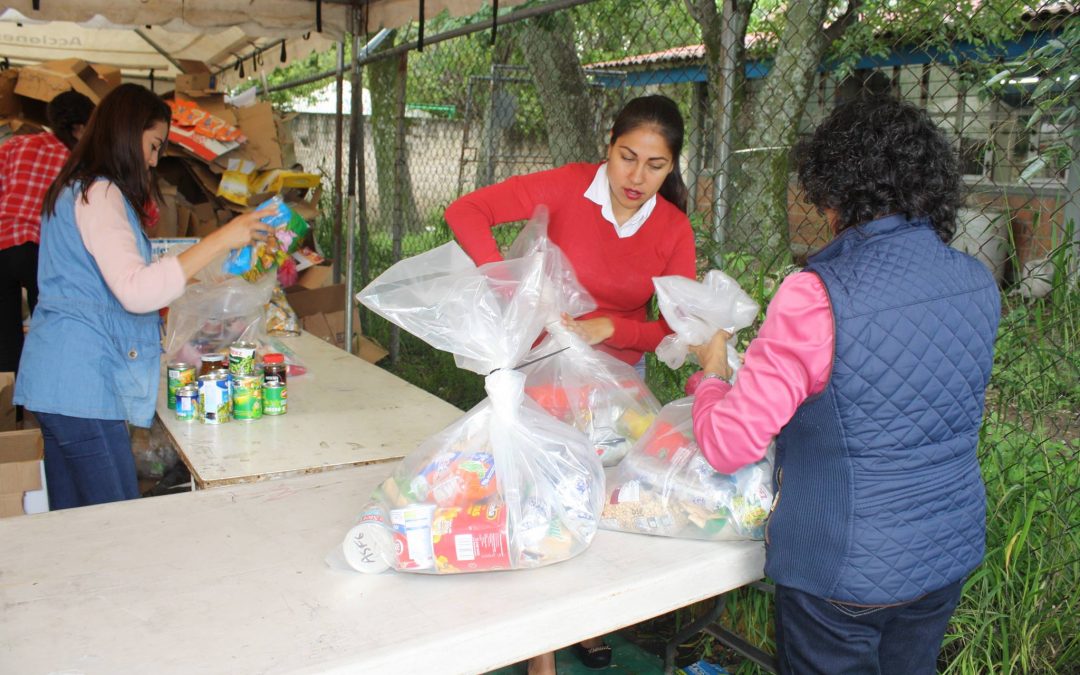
[33,411,140,510]
[774,577,966,675]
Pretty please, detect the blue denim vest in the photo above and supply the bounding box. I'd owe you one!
[766,215,1000,604]
[15,181,162,427]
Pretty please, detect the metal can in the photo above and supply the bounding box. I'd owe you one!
[198,372,231,424]
[166,362,196,410]
[200,353,226,376]
[175,384,198,421]
[390,503,437,571]
[262,353,288,416]
[232,373,263,421]
[229,341,258,377]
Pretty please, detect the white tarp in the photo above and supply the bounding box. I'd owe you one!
[0,0,527,82]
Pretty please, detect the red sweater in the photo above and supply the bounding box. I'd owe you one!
[445,162,696,365]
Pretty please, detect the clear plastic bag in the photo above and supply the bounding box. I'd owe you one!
[601,397,773,541]
[351,216,603,574]
[164,274,276,365]
[654,270,759,372]
[521,326,661,468]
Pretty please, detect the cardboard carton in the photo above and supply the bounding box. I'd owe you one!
[174,59,217,95]
[234,102,293,170]
[15,58,119,104]
[0,372,15,432]
[284,284,387,363]
[0,429,45,518]
[0,69,20,117]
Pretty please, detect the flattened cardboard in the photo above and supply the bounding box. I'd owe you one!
[284,284,387,363]
[235,102,289,170]
[174,59,216,95]
[0,429,44,518]
[14,58,118,104]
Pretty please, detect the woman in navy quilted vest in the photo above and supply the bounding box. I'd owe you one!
[687,96,1000,673]
[14,84,272,510]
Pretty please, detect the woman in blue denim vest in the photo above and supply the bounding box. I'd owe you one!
[688,97,1000,673]
[15,84,273,510]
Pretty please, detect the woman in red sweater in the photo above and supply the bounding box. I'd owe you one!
[446,94,696,380]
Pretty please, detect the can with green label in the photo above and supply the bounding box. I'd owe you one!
[166,362,196,410]
[232,373,263,421]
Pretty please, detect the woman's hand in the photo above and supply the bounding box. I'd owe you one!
[689,329,734,381]
[211,207,276,250]
[561,313,614,346]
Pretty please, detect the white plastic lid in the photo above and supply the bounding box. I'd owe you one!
[342,522,394,573]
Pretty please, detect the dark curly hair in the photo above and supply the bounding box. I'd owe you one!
[46,90,95,150]
[794,96,962,242]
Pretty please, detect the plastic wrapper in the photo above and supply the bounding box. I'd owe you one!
[265,285,300,337]
[654,270,759,373]
[223,196,311,282]
[164,274,275,365]
[349,213,604,574]
[521,327,661,467]
[601,397,773,541]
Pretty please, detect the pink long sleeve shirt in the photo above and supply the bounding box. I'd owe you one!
[690,272,835,474]
[75,181,186,314]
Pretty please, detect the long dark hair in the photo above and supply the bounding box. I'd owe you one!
[43,83,171,225]
[610,94,688,213]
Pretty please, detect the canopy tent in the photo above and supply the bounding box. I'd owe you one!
[0,0,526,85]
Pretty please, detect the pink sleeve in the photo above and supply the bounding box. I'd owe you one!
[76,182,186,314]
[691,271,833,474]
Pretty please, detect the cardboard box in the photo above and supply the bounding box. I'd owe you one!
[234,102,292,170]
[284,284,387,363]
[0,372,15,432]
[0,69,20,117]
[15,58,119,104]
[0,429,45,518]
[174,59,217,95]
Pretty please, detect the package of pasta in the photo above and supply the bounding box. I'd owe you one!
[521,326,660,468]
[653,270,760,373]
[600,397,773,541]
[345,224,603,575]
[223,196,310,282]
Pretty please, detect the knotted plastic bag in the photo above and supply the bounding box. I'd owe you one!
[345,228,603,574]
[654,270,759,374]
[600,397,773,541]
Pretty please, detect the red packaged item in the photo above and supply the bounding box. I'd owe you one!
[432,503,511,573]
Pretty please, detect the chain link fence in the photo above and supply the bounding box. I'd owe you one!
[281,1,1077,671]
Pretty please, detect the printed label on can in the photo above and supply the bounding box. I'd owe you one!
[263,384,287,415]
[198,374,231,424]
[166,363,196,410]
[390,504,436,570]
[342,504,394,573]
[175,385,198,421]
[431,502,511,573]
[229,341,258,376]
[232,374,263,421]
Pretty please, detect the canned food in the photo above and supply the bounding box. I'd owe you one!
[175,384,198,421]
[198,372,231,424]
[390,504,437,571]
[232,373,263,421]
[166,362,196,410]
[342,503,395,573]
[200,353,226,376]
[262,353,287,415]
[229,341,258,377]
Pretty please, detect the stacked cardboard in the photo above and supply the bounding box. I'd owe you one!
[0,373,47,518]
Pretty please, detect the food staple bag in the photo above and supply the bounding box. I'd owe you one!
[654,270,759,374]
[164,274,275,364]
[343,237,603,575]
[521,327,661,468]
[223,196,311,281]
[601,397,773,541]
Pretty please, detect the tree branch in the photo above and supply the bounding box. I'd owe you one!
[824,0,864,43]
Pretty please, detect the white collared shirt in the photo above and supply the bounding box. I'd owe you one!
[583,164,656,239]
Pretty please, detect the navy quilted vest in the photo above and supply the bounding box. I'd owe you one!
[766,214,1000,604]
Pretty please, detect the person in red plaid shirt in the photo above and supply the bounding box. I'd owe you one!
[0,90,95,373]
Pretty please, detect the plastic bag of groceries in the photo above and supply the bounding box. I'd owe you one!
[503,215,661,467]
[164,273,275,364]
[344,229,603,574]
[521,326,661,467]
[654,270,759,374]
[601,397,773,541]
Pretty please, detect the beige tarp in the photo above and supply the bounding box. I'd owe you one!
[0,0,526,83]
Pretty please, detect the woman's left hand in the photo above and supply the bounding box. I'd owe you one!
[689,329,734,380]
[561,313,614,346]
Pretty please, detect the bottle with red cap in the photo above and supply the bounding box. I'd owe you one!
[261,353,288,415]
